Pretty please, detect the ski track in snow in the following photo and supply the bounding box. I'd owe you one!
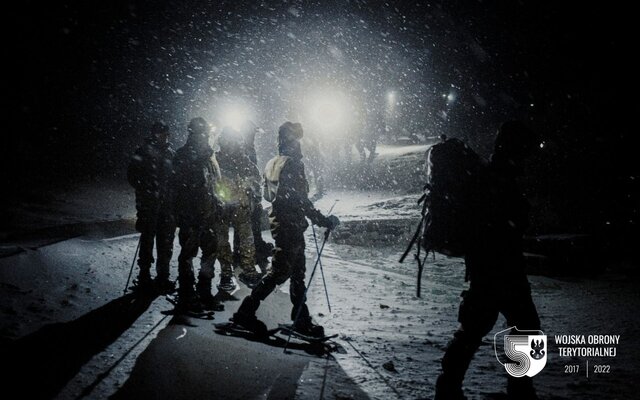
[304,232,640,400]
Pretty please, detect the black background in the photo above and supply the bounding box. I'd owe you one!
[2,0,638,242]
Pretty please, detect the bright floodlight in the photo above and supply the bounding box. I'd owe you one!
[446,90,457,106]
[387,91,396,104]
[219,103,251,131]
[306,89,350,132]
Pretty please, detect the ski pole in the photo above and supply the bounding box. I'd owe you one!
[416,253,428,298]
[399,194,428,263]
[399,214,426,263]
[326,199,338,215]
[313,199,338,313]
[312,224,331,313]
[124,235,141,294]
[284,227,332,353]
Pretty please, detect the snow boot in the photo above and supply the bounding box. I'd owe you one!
[232,295,267,335]
[154,277,176,295]
[133,269,153,292]
[293,319,325,338]
[239,270,262,289]
[175,287,203,313]
[177,297,204,314]
[434,375,467,400]
[196,280,224,311]
[198,292,224,311]
[217,275,237,292]
[232,311,268,337]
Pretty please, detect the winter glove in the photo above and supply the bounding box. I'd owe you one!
[326,215,340,230]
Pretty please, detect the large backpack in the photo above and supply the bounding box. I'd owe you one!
[263,155,291,202]
[421,138,485,257]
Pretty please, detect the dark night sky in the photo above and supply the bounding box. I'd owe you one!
[3,0,638,236]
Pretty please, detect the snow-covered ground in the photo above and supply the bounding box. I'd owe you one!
[1,145,639,399]
[1,179,135,237]
[306,237,640,399]
[2,222,638,399]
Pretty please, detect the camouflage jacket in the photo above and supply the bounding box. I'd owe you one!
[172,140,221,227]
[215,149,261,210]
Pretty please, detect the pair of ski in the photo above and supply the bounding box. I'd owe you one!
[214,321,338,344]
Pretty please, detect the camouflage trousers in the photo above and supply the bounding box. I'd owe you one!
[234,201,271,264]
[217,205,255,277]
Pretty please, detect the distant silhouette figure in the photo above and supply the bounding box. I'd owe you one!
[356,113,382,163]
[435,121,542,400]
[127,122,176,293]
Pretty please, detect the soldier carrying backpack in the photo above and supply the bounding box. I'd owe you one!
[231,121,339,337]
[422,122,542,400]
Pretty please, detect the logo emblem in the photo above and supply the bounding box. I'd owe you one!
[494,327,547,377]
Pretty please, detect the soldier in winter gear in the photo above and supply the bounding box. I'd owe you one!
[233,122,339,337]
[171,117,222,311]
[215,127,263,290]
[356,113,382,163]
[127,121,176,293]
[434,121,541,400]
[233,123,274,276]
